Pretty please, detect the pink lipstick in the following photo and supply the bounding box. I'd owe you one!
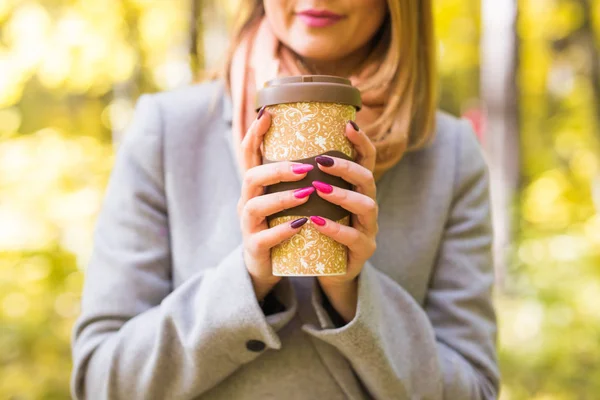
[296,9,345,28]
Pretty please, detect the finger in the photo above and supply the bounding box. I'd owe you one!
[240,161,314,208]
[243,187,315,231]
[345,121,376,173]
[312,181,376,215]
[246,217,309,257]
[314,155,376,200]
[309,216,376,255]
[240,108,272,172]
[311,181,378,233]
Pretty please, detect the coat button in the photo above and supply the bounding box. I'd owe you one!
[246,339,266,352]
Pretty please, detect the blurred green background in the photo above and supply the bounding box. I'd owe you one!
[1,0,599,399]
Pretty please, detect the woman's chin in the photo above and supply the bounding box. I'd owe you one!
[286,42,350,64]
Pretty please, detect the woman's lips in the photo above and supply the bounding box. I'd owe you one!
[296,9,344,28]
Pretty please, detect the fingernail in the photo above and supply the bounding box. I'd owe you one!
[257,106,266,120]
[312,180,333,194]
[310,216,326,226]
[315,155,334,167]
[292,164,314,174]
[348,120,359,132]
[294,186,315,199]
[291,217,308,229]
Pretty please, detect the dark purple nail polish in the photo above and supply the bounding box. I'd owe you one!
[291,217,308,229]
[315,155,334,167]
[349,120,359,132]
[257,106,266,120]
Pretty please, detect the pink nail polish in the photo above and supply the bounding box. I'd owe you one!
[294,187,315,199]
[292,164,314,174]
[310,216,326,226]
[312,180,333,194]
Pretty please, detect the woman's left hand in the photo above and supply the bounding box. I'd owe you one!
[309,121,379,323]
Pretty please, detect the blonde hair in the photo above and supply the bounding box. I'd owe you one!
[221,0,437,151]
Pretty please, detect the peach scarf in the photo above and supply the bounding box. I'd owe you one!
[229,17,408,182]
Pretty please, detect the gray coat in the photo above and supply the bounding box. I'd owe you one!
[71,80,500,399]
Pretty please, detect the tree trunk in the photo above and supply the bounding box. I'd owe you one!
[481,0,520,291]
[190,0,204,78]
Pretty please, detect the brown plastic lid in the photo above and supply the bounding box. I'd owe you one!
[255,75,362,111]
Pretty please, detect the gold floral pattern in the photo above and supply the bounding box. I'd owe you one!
[263,102,356,276]
[263,102,357,161]
[270,215,350,276]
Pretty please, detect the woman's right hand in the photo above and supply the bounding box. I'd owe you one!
[237,108,315,301]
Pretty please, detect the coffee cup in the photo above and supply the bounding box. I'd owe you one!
[256,75,361,276]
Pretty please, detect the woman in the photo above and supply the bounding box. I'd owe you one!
[71,0,500,399]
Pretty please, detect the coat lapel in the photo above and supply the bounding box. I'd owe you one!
[291,277,368,400]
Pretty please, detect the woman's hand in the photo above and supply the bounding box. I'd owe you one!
[237,108,316,301]
[309,121,379,323]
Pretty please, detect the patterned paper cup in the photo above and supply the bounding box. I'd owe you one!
[256,76,362,276]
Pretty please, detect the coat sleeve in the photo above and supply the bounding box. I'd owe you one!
[303,119,500,399]
[70,94,298,400]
